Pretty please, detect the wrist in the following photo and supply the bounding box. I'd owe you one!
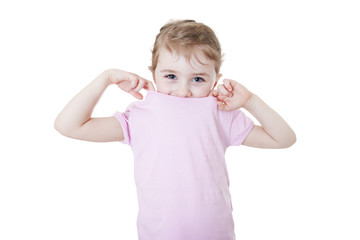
[101,69,115,86]
[243,93,257,111]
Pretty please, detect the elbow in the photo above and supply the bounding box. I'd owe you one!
[288,130,297,147]
[278,132,297,149]
[291,133,297,146]
[54,117,86,140]
[54,117,65,136]
[54,117,71,137]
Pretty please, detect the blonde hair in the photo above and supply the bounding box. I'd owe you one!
[150,20,223,74]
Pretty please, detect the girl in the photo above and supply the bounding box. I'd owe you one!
[55,20,296,240]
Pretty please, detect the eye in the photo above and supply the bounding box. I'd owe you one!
[165,74,177,80]
[193,77,205,82]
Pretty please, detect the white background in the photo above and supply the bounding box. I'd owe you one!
[1,0,359,239]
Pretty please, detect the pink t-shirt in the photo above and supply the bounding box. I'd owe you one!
[113,90,254,240]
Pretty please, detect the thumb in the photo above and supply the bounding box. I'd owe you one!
[129,91,144,100]
[144,80,156,91]
[210,89,219,97]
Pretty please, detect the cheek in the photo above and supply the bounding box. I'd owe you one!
[191,84,213,96]
[155,79,171,93]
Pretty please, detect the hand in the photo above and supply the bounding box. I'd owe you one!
[106,69,155,100]
[211,79,253,111]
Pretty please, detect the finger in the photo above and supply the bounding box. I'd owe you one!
[211,90,228,102]
[210,89,219,97]
[130,75,140,85]
[123,76,139,92]
[223,79,233,92]
[129,79,146,100]
[218,84,233,97]
[122,77,141,99]
[217,101,225,110]
[117,81,133,92]
[130,91,143,100]
[217,94,228,102]
[132,78,145,92]
[211,89,229,102]
[132,77,156,99]
[143,79,156,91]
[218,100,233,111]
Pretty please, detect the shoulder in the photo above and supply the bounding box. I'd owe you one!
[216,108,254,146]
[120,98,148,112]
[217,108,248,123]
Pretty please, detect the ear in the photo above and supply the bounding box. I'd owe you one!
[211,73,222,91]
[149,66,156,83]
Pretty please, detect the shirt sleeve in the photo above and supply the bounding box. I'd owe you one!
[228,110,254,146]
[113,109,131,145]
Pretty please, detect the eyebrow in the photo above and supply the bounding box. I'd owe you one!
[160,69,210,77]
[160,69,178,73]
[193,72,210,77]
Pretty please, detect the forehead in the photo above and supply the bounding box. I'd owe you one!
[157,47,215,72]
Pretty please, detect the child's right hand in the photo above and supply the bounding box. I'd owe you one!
[55,69,156,142]
[106,69,155,100]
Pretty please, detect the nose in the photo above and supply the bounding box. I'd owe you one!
[173,85,191,97]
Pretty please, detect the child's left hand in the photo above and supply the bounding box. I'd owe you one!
[211,79,253,111]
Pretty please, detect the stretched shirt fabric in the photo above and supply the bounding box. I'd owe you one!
[113,90,254,240]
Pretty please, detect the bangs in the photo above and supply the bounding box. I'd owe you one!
[150,20,223,74]
[165,43,220,70]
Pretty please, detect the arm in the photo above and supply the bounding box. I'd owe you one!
[242,94,296,148]
[54,69,154,142]
[212,79,296,149]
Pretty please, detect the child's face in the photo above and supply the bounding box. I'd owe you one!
[153,48,218,98]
